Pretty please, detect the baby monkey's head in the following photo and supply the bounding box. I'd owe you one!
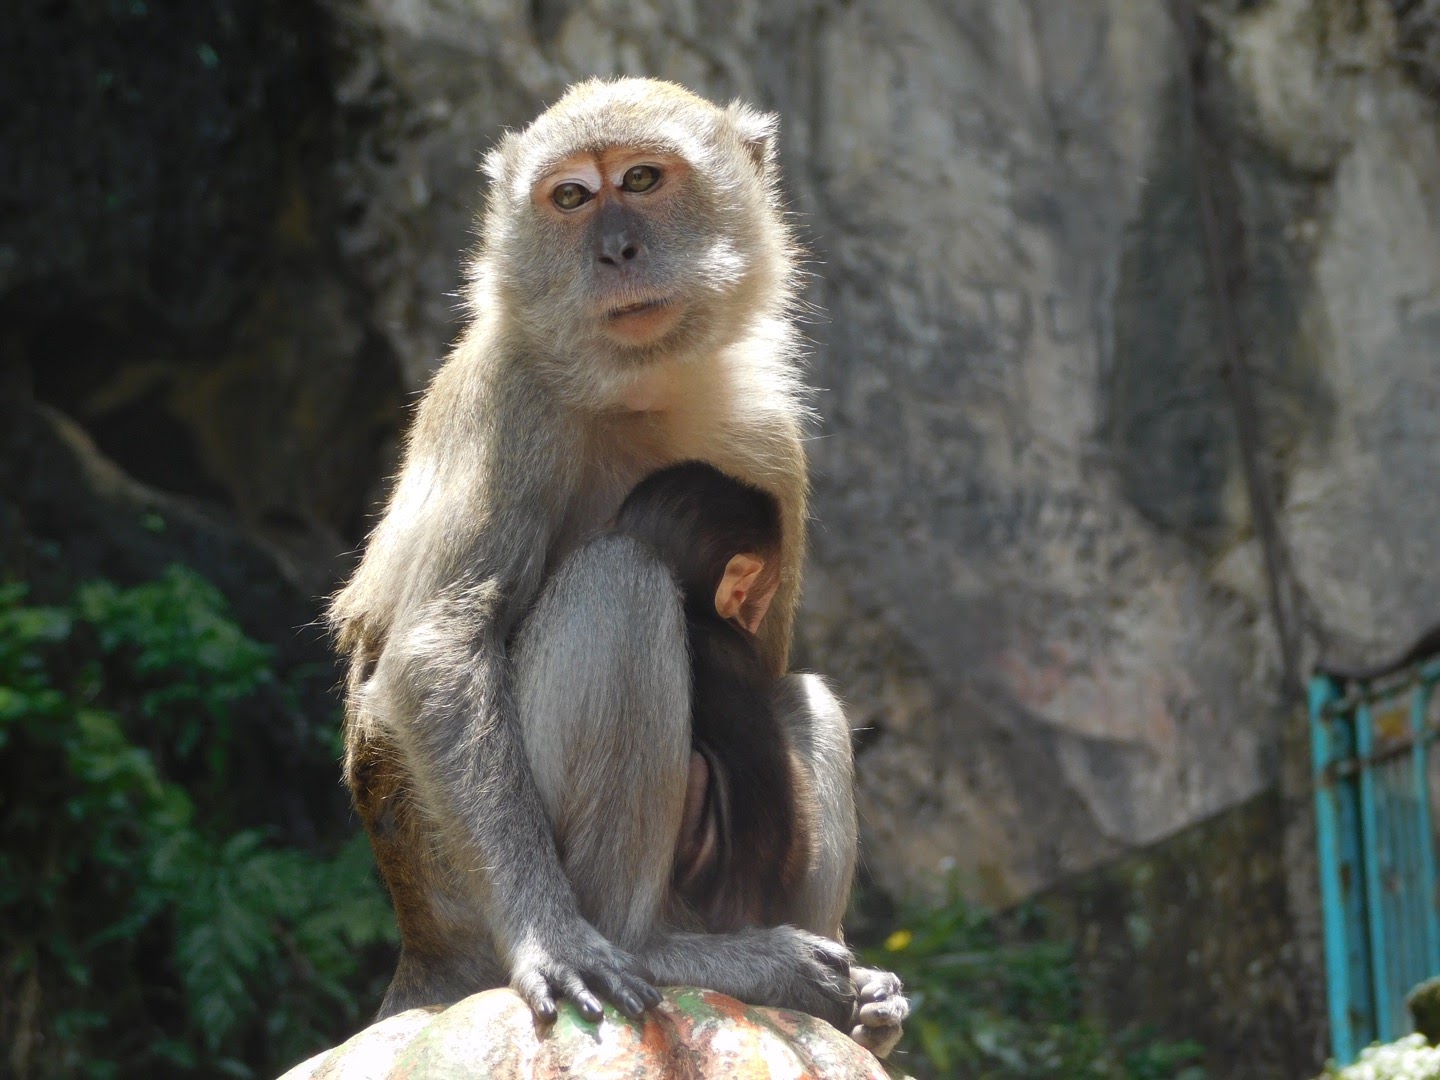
[613,461,781,634]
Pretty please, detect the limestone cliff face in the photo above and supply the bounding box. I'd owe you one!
[6,0,1439,906]
[326,0,1440,903]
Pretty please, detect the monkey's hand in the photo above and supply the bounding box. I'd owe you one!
[755,927,856,1029]
[509,922,663,1023]
[846,965,909,1059]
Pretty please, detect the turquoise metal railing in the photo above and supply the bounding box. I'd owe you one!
[1311,656,1440,1063]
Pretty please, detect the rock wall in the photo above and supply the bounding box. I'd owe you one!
[319,0,1440,909]
[1029,789,1323,1077]
[7,0,1439,957]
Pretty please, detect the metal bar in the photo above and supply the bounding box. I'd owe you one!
[1379,758,1400,1033]
[1399,757,1420,1008]
[1322,659,1440,712]
[1339,726,1378,1051]
[1413,683,1440,976]
[1327,735,1427,778]
[1381,756,1412,1035]
[1313,674,1357,1063]
[1357,698,1393,1033]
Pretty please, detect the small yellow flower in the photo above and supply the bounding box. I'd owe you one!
[884,929,913,952]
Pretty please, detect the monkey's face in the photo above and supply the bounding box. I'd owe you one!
[529,148,709,351]
[475,80,791,375]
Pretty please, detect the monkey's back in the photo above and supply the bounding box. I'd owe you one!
[683,616,807,930]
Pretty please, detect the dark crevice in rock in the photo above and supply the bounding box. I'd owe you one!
[1391,0,1440,98]
[1,0,407,577]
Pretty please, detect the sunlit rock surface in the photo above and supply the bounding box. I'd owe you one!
[278,987,908,1080]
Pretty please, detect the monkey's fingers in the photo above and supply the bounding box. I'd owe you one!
[553,969,606,1021]
[635,978,664,1010]
[582,966,655,1020]
[846,965,909,1059]
[849,1020,904,1059]
[513,967,561,1023]
[856,996,908,1026]
[515,964,607,1022]
[850,965,904,1001]
[604,949,664,1014]
[807,933,854,976]
[533,960,660,1021]
[591,947,665,1017]
[861,980,905,1006]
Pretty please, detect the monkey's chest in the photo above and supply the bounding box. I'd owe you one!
[552,408,736,560]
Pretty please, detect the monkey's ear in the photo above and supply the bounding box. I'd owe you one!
[482,132,520,184]
[716,554,770,631]
[725,103,780,175]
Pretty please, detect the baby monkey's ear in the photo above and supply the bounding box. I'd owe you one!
[715,553,775,634]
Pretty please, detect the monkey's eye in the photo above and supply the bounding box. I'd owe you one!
[621,165,660,193]
[551,182,592,211]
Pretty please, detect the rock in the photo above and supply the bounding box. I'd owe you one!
[278,988,910,1080]
[0,0,405,574]
[1409,976,1440,1045]
[328,0,1440,914]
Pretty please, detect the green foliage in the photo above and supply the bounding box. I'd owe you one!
[0,568,396,1079]
[861,892,1206,1080]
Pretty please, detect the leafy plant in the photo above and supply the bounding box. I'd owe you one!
[0,568,396,1079]
[860,891,1205,1079]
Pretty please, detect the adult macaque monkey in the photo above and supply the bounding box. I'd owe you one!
[330,77,907,1057]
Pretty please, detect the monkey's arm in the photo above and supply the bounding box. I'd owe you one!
[360,396,660,1022]
[747,406,809,679]
[394,601,659,1021]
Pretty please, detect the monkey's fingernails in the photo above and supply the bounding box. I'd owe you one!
[516,972,558,1022]
[614,990,645,1018]
[857,999,899,1025]
[639,983,663,1008]
[575,990,604,1020]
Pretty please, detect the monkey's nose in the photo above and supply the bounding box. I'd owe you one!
[596,235,646,269]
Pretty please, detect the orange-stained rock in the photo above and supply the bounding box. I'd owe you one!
[278,987,911,1080]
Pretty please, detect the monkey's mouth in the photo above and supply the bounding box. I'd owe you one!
[607,298,672,320]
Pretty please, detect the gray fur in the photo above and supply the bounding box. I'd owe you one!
[510,532,854,1025]
[772,673,860,936]
[329,77,906,1052]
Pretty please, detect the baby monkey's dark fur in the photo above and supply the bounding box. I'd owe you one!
[613,462,814,931]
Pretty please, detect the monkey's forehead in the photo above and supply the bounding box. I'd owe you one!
[545,76,719,129]
[501,79,731,187]
[520,119,717,181]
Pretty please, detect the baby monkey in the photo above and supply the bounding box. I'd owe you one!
[611,462,814,931]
